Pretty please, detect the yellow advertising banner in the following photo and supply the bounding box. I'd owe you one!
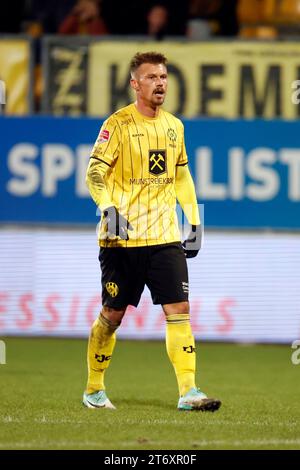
[88,41,300,119]
[0,40,31,115]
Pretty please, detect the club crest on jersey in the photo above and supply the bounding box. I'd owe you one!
[167,128,177,142]
[97,129,110,144]
[149,149,167,175]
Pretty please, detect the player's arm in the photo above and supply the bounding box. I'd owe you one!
[85,158,113,211]
[86,118,132,240]
[175,122,201,258]
[175,164,200,226]
[175,164,202,258]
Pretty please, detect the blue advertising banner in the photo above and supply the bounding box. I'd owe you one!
[0,116,299,229]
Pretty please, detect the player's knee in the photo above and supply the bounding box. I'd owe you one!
[163,301,190,316]
[101,306,126,327]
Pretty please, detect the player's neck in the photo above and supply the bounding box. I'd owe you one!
[134,100,160,118]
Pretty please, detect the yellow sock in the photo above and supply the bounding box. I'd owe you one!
[86,313,119,394]
[166,313,196,396]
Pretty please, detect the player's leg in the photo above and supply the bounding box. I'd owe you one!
[83,246,146,409]
[83,246,129,409]
[163,301,221,411]
[83,306,126,409]
[163,300,196,396]
[147,243,221,411]
[86,306,126,393]
[146,244,195,398]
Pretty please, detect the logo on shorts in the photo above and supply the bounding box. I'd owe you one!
[97,129,110,144]
[182,281,189,294]
[106,282,119,297]
[149,149,166,175]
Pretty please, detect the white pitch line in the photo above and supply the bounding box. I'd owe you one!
[191,438,300,447]
[1,416,299,427]
[0,438,300,449]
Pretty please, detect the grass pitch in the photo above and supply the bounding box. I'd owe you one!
[0,338,299,450]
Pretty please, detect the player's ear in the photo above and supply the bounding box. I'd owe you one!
[130,78,139,92]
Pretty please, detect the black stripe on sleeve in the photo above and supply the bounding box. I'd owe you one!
[90,156,111,167]
[176,162,188,167]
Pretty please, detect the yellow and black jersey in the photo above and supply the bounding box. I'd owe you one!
[89,103,190,247]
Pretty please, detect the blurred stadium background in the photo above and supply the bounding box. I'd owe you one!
[1,0,300,450]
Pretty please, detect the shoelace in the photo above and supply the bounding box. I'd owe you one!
[94,391,105,402]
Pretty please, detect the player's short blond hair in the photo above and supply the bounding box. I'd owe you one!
[130,52,167,75]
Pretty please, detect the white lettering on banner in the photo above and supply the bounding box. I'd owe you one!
[6,143,300,202]
[228,148,244,200]
[246,148,279,201]
[196,146,300,201]
[291,80,300,105]
[0,80,6,105]
[42,145,74,196]
[76,145,93,197]
[7,144,40,196]
[279,150,300,201]
[196,147,227,199]
[6,144,91,198]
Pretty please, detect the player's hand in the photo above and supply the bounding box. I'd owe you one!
[102,206,133,240]
[182,225,202,258]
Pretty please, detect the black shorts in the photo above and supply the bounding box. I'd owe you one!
[99,242,189,308]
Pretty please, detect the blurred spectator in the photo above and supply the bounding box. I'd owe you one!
[187,0,239,38]
[147,4,169,39]
[58,0,108,35]
[102,0,188,36]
